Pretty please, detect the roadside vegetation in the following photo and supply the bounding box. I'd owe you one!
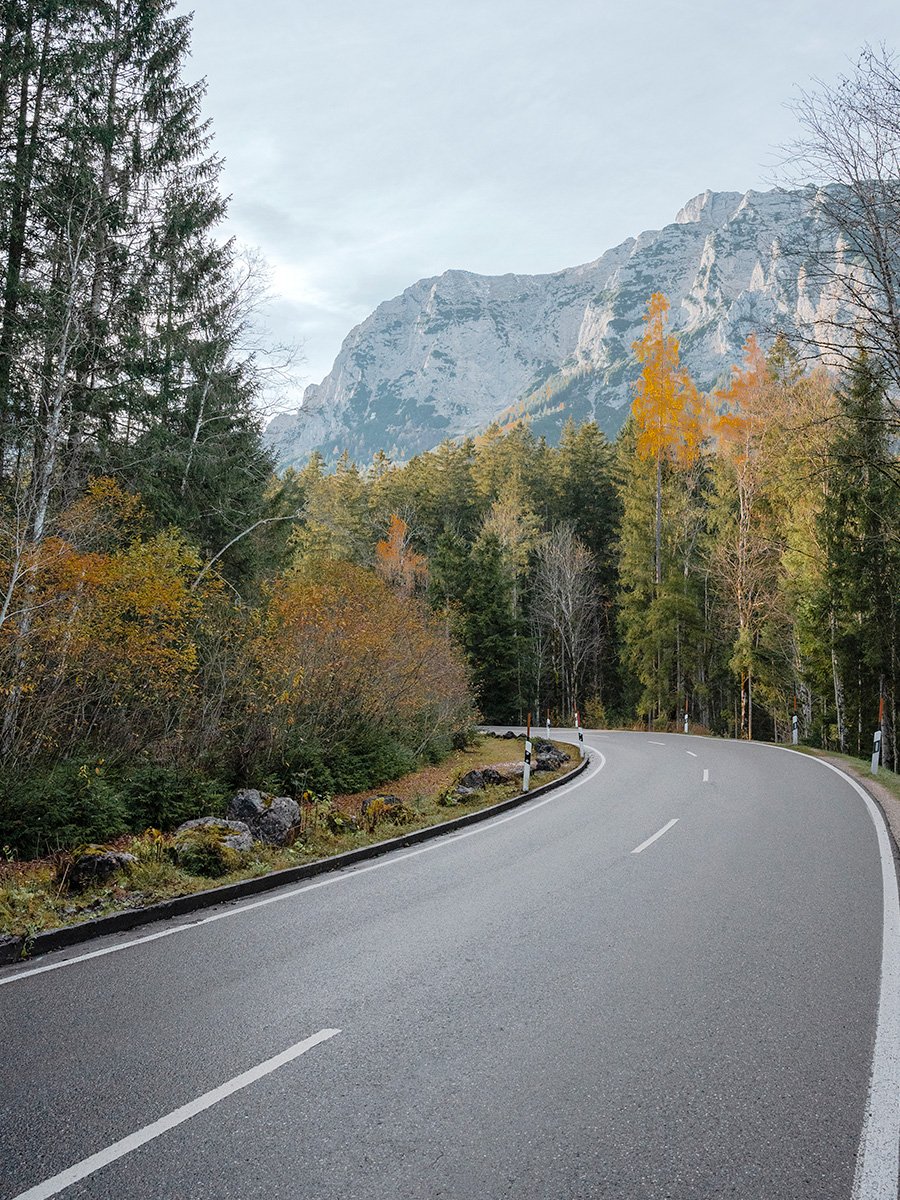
[0,736,576,941]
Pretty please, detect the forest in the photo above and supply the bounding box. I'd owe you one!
[0,4,898,859]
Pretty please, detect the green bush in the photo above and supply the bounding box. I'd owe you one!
[271,725,418,797]
[118,764,227,831]
[174,830,241,878]
[329,727,416,793]
[0,761,130,860]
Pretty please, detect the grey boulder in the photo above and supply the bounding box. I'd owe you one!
[66,849,137,892]
[457,770,485,790]
[227,789,300,846]
[175,817,253,852]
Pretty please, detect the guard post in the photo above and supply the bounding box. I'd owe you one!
[575,709,585,759]
[523,712,532,792]
[871,696,884,775]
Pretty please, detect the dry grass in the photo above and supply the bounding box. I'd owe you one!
[332,732,537,815]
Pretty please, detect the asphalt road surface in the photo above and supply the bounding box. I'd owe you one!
[1,731,898,1200]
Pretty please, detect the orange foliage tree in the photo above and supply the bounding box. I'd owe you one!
[711,335,783,739]
[248,560,473,786]
[375,513,428,596]
[0,480,214,764]
[631,293,707,585]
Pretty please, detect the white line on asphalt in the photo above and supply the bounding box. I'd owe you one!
[9,1028,340,1200]
[630,818,679,855]
[703,769,709,782]
[0,751,608,987]
[768,748,900,1200]
[648,740,666,746]
[686,751,697,758]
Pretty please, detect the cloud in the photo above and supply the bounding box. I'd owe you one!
[177,0,900,405]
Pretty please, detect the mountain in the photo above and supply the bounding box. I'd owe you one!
[267,187,843,468]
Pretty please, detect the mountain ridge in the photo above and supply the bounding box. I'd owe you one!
[268,186,841,467]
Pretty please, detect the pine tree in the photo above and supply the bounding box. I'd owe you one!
[461,532,520,722]
[819,351,899,764]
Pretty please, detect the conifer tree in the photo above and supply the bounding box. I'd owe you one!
[819,351,899,763]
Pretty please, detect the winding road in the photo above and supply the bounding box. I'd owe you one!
[1,731,898,1199]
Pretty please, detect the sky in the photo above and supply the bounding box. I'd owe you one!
[175,0,900,406]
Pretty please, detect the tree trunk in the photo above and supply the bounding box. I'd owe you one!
[0,7,50,478]
[655,452,662,587]
[830,609,847,752]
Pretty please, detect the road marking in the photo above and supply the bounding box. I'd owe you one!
[0,751,607,987]
[686,750,697,757]
[763,748,900,1200]
[648,740,666,746]
[9,1028,340,1200]
[631,818,679,855]
[703,769,709,782]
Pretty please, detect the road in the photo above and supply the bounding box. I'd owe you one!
[1,731,898,1199]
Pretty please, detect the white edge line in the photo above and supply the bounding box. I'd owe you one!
[770,747,900,1200]
[10,1028,341,1200]
[631,818,679,855]
[1,751,607,987]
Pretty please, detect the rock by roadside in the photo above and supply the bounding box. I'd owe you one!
[174,817,252,852]
[228,789,300,846]
[63,849,137,893]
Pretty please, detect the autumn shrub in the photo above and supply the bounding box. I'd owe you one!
[245,560,475,791]
[0,487,479,863]
[361,797,389,833]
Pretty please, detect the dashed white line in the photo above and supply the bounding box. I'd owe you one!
[9,1028,341,1200]
[703,769,709,782]
[686,751,698,758]
[648,740,666,746]
[631,818,679,855]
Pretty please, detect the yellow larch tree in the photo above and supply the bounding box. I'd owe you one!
[631,293,706,586]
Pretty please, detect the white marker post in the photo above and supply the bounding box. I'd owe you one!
[523,712,532,793]
[872,729,882,775]
[575,709,585,759]
[872,696,884,775]
[546,717,550,740]
[683,701,689,735]
[792,714,799,745]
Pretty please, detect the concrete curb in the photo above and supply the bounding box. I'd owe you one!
[0,749,591,966]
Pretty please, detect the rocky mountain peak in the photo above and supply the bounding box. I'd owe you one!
[268,186,840,469]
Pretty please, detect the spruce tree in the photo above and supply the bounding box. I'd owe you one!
[819,351,899,763]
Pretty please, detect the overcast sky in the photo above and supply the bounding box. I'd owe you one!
[175,0,900,404]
